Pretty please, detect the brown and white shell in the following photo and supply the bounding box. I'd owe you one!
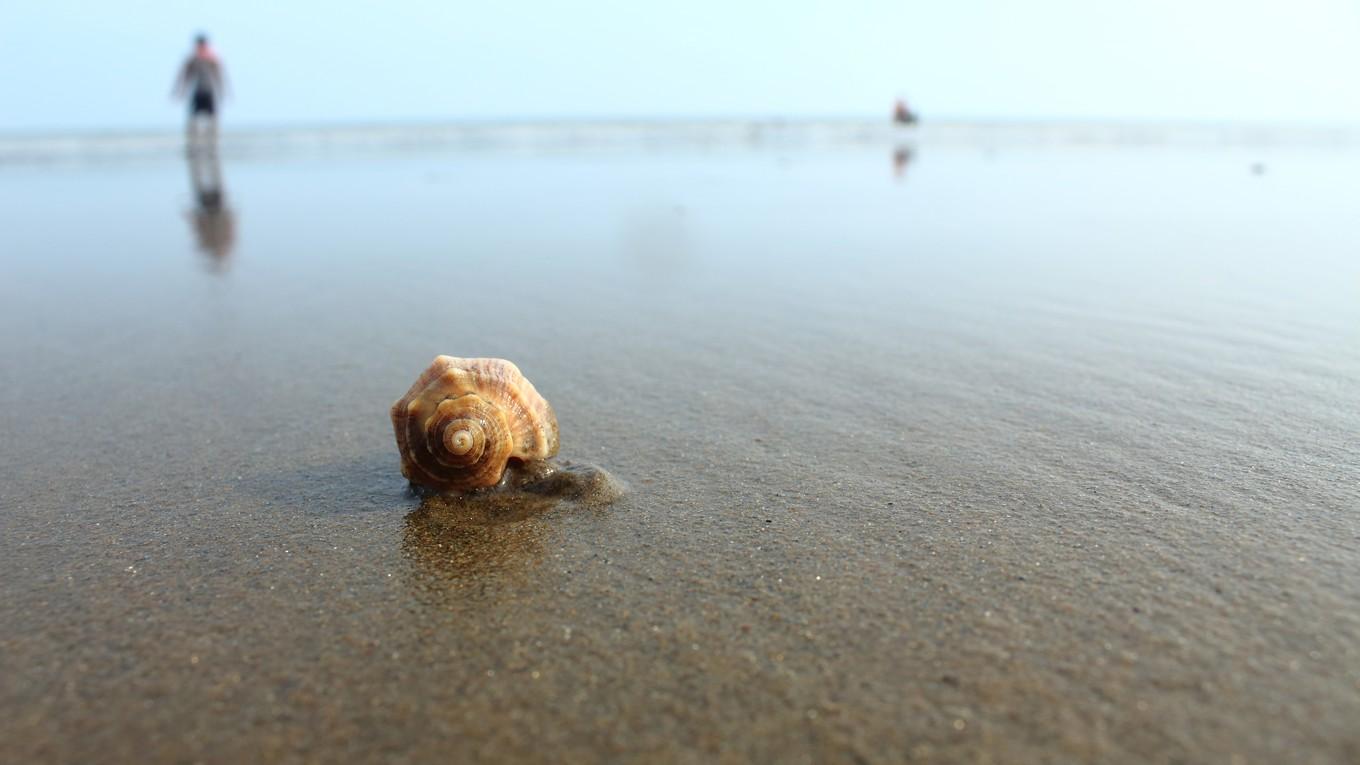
[391,356,560,492]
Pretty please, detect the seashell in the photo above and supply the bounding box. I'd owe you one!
[391,356,559,492]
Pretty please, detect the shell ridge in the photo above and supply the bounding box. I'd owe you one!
[391,356,553,492]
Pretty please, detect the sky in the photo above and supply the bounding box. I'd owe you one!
[1,0,1358,131]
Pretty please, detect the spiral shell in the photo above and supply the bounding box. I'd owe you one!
[391,356,560,492]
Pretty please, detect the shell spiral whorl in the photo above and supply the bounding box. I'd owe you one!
[392,357,559,492]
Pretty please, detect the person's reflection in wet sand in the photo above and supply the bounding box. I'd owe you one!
[892,145,915,181]
[186,148,236,271]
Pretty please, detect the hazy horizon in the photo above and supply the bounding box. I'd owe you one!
[6,114,1360,139]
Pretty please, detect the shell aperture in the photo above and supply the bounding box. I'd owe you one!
[391,357,559,492]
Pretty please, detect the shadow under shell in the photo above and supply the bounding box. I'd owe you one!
[411,459,624,523]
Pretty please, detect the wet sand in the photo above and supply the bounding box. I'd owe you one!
[2,127,1359,763]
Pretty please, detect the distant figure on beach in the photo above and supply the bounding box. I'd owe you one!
[893,98,918,126]
[173,34,227,148]
[186,150,236,270]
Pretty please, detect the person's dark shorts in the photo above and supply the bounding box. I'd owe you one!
[191,89,215,116]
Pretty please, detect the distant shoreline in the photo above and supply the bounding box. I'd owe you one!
[3,118,1357,165]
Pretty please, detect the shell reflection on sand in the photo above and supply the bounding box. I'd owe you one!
[401,460,623,589]
[402,506,550,589]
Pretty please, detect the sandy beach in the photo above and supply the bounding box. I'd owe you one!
[2,123,1358,763]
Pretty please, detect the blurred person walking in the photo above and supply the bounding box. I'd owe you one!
[893,98,918,125]
[174,34,227,150]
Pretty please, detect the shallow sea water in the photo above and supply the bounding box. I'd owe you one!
[1,126,1358,763]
